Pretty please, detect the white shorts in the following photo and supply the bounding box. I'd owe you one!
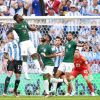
[20,40,36,56]
[43,66,54,76]
[58,62,74,73]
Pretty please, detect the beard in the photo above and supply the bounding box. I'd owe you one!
[41,38,46,42]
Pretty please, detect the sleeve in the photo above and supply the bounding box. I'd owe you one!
[51,46,56,53]
[24,20,30,29]
[13,30,19,42]
[48,45,53,54]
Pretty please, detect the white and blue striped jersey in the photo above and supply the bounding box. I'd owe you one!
[52,45,64,67]
[29,31,42,48]
[4,40,22,61]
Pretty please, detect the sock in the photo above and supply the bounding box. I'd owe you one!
[50,78,63,83]
[33,59,42,71]
[4,76,11,93]
[68,83,71,94]
[52,82,57,92]
[87,82,94,92]
[44,80,49,95]
[22,62,29,78]
[70,81,75,92]
[14,79,20,92]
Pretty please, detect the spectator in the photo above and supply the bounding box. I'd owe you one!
[79,0,90,15]
[59,0,71,16]
[70,0,78,5]
[92,9,100,16]
[65,4,81,35]
[24,0,32,16]
[78,26,90,43]
[81,42,90,52]
[89,0,100,14]
[9,1,18,16]
[32,0,45,16]
[47,8,58,16]
[49,24,64,44]
[88,28,100,52]
[0,0,8,16]
[16,0,24,15]
[46,0,61,15]
[91,60,100,74]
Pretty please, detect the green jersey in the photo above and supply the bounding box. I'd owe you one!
[14,20,30,42]
[37,43,54,66]
[63,40,77,63]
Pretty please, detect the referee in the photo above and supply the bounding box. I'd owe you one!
[3,29,22,97]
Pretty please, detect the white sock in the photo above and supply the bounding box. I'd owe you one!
[22,62,29,78]
[50,78,63,83]
[52,82,57,92]
[70,81,75,92]
[33,59,42,71]
[44,80,49,94]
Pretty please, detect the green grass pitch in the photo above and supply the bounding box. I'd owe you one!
[0,96,100,100]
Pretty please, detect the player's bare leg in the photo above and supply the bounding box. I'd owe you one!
[84,76,95,96]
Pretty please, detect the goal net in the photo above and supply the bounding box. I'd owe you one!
[0,16,100,96]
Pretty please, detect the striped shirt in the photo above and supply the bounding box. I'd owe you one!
[4,40,22,61]
[78,27,90,42]
[80,6,90,15]
[65,11,81,32]
[89,4,100,13]
[52,45,64,67]
[29,31,42,48]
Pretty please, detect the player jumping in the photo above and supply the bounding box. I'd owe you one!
[13,14,42,79]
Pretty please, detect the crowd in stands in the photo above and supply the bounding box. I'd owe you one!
[0,0,100,16]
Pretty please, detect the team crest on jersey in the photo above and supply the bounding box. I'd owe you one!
[68,44,71,48]
[43,48,46,52]
[25,25,27,28]
[22,25,24,28]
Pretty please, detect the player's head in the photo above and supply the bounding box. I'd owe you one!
[13,14,24,22]
[74,49,80,58]
[44,34,52,43]
[67,32,73,41]
[6,28,14,40]
[55,36,62,46]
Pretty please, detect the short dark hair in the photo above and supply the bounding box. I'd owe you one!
[6,28,13,36]
[13,14,18,20]
[67,32,73,35]
[46,34,52,41]
[56,36,62,40]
